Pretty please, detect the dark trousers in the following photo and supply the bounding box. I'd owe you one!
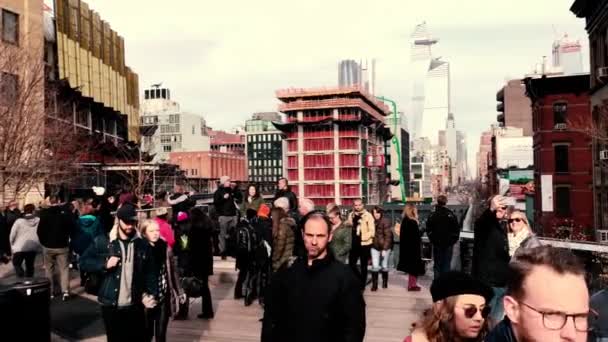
[145,299,171,342]
[177,276,213,318]
[349,245,371,288]
[235,259,249,298]
[102,305,146,342]
[12,251,36,278]
[433,245,453,279]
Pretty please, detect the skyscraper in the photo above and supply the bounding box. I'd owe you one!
[552,34,584,75]
[338,60,361,88]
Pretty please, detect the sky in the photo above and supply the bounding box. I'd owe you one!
[80,0,588,177]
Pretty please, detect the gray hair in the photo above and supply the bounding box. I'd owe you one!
[274,197,290,211]
[299,198,315,213]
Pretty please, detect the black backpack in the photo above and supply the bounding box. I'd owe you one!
[235,219,256,255]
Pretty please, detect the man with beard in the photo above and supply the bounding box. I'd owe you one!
[262,211,365,342]
[80,203,157,341]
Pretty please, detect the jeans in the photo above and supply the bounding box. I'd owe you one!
[145,299,171,342]
[489,287,506,322]
[43,247,70,294]
[349,245,371,288]
[102,305,146,342]
[370,248,391,272]
[12,251,36,278]
[432,245,453,280]
[218,216,237,254]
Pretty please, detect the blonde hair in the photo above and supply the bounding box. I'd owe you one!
[139,219,159,238]
[508,209,531,233]
[403,203,418,223]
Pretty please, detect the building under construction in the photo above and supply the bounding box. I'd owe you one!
[274,86,392,206]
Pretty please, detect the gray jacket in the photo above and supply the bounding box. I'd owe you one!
[10,214,41,253]
[512,234,542,260]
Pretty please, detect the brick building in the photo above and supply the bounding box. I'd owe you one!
[524,74,594,239]
[169,151,247,193]
[274,86,391,206]
[497,79,533,136]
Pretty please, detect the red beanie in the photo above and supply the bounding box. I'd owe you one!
[258,204,270,218]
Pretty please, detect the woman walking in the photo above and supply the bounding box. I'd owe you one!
[370,206,393,291]
[507,209,540,259]
[187,208,215,319]
[397,204,425,291]
[328,206,351,264]
[140,220,185,342]
[270,207,295,273]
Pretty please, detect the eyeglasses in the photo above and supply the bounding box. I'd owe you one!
[508,218,524,223]
[519,302,598,332]
[461,305,492,319]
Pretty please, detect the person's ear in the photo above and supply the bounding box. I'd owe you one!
[503,295,521,324]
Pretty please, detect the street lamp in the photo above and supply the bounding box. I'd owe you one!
[376,96,407,203]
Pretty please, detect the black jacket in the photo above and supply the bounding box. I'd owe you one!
[426,205,460,249]
[37,204,76,249]
[397,217,425,276]
[168,193,194,223]
[188,214,214,278]
[213,187,237,217]
[273,188,298,212]
[484,318,517,342]
[79,234,157,307]
[473,209,510,287]
[262,254,366,342]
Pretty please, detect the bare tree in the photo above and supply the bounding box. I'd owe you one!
[566,105,608,142]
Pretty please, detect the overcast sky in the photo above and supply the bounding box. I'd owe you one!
[83,0,588,177]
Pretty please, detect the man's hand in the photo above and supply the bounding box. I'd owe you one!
[179,293,187,304]
[107,196,115,204]
[224,193,229,199]
[490,195,508,211]
[106,256,120,269]
[142,294,157,309]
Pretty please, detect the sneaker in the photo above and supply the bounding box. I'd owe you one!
[62,292,70,301]
[197,312,214,320]
[407,286,422,292]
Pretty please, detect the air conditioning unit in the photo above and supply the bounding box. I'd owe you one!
[554,123,567,130]
[600,150,608,160]
[598,67,608,80]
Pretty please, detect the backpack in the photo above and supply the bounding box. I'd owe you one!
[235,219,255,255]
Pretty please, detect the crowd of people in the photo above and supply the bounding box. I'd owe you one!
[0,179,604,341]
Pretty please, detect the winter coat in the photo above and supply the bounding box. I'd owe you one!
[37,204,76,249]
[484,317,518,342]
[9,214,41,253]
[372,218,393,251]
[5,208,21,233]
[473,209,510,287]
[426,205,460,249]
[155,217,175,249]
[590,289,608,341]
[397,217,425,276]
[329,221,352,263]
[272,217,295,272]
[213,187,238,217]
[71,214,102,255]
[148,239,184,318]
[168,193,194,223]
[273,188,298,213]
[261,253,366,342]
[253,217,273,246]
[79,233,157,307]
[240,196,265,216]
[347,210,375,246]
[187,215,214,278]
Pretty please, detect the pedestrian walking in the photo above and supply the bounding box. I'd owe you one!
[154,208,175,250]
[1,201,21,261]
[240,184,264,216]
[251,204,273,305]
[370,206,392,291]
[425,195,460,279]
[140,220,185,342]
[234,210,257,301]
[346,198,375,290]
[262,210,366,342]
[396,204,424,291]
[506,209,541,259]
[270,207,295,273]
[9,204,40,278]
[79,203,158,341]
[37,196,77,300]
[167,185,194,225]
[273,178,298,216]
[328,205,351,264]
[213,176,238,258]
[472,195,510,322]
[403,271,494,342]
[486,246,593,342]
[186,207,215,319]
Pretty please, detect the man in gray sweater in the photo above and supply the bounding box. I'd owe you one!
[9,204,40,277]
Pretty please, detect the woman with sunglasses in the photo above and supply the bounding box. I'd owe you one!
[506,209,540,259]
[404,271,494,342]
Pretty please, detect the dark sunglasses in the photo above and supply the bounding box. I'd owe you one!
[463,306,492,319]
[499,206,508,210]
[508,218,524,223]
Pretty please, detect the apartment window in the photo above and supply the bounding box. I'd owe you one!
[169,114,180,124]
[555,186,571,216]
[553,102,567,126]
[2,9,18,45]
[554,144,569,173]
[76,108,90,127]
[163,145,172,152]
[0,72,18,105]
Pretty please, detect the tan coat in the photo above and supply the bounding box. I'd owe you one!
[347,210,375,246]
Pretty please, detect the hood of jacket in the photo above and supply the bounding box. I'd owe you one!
[79,214,98,228]
[17,214,40,228]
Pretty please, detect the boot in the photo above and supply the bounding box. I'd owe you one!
[371,272,379,292]
[381,271,389,289]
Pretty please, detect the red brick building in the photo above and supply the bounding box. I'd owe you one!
[524,74,593,239]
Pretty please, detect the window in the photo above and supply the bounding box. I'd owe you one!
[555,186,571,216]
[163,145,172,152]
[2,9,18,44]
[76,108,90,127]
[169,114,180,124]
[554,145,569,173]
[553,102,567,126]
[160,135,171,143]
[0,72,18,105]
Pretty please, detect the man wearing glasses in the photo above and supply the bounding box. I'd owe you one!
[486,245,594,342]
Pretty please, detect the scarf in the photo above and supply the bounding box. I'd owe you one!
[508,229,530,257]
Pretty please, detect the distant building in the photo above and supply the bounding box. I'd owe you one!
[524,73,593,240]
[496,79,533,136]
[245,112,285,194]
[552,34,584,75]
[338,59,376,95]
[210,129,245,154]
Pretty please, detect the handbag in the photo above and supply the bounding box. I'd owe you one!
[84,272,102,295]
[181,276,203,298]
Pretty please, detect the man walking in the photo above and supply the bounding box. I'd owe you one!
[262,211,366,342]
[37,196,77,300]
[425,195,460,279]
[346,199,375,290]
[273,178,298,214]
[213,176,238,258]
[79,203,157,341]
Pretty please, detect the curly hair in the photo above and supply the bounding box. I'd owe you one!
[411,296,491,342]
